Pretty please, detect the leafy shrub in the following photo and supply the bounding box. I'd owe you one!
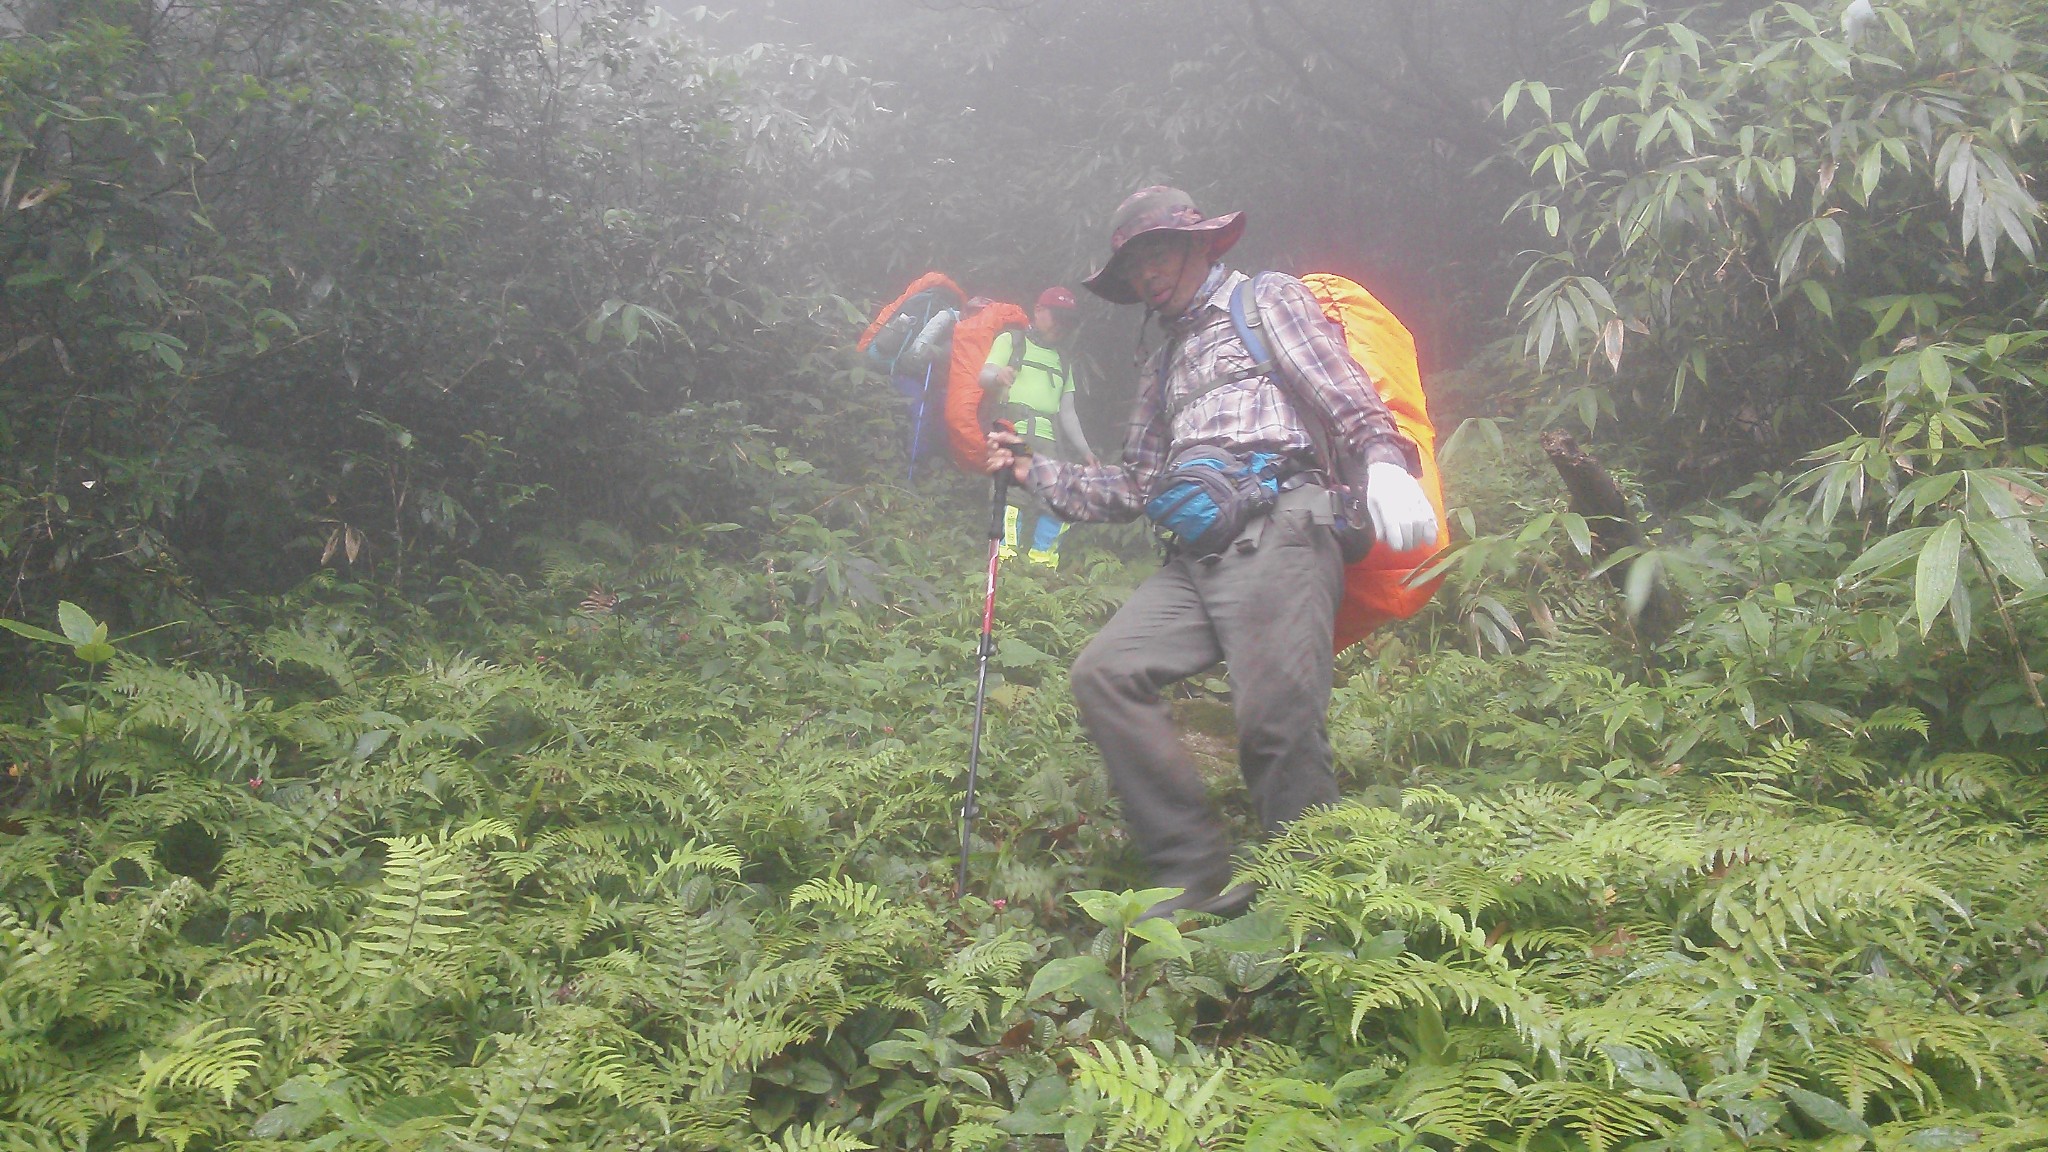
[0,0,877,614]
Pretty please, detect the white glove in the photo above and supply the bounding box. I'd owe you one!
[1364,462,1438,553]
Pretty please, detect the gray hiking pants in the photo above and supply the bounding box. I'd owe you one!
[1069,486,1346,897]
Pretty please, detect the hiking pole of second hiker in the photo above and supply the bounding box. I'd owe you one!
[908,361,934,486]
[957,429,1024,898]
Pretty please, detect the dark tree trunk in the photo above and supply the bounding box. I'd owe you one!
[1541,430,1683,637]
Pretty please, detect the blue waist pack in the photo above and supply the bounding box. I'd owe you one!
[1144,447,1286,557]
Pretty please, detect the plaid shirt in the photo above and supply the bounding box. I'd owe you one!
[1025,268,1419,522]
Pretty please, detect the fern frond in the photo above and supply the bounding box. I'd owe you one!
[1554,987,1712,1056]
[787,875,888,918]
[450,817,518,848]
[357,836,470,988]
[1385,1060,1525,1144]
[217,844,328,917]
[686,1017,812,1082]
[1509,1079,1675,1152]
[1865,1002,2039,1103]
[106,658,275,773]
[135,1018,264,1115]
[652,839,746,883]
[255,623,363,690]
[1295,952,1552,1050]
[1071,1040,1231,1150]
[757,1122,873,1151]
[926,932,1032,1025]
[1857,705,1930,738]
[1807,1032,1938,1114]
[1873,1114,2048,1152]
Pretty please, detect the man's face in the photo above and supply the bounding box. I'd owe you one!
[1034,305,1065,339]
[1119,232,1210,315]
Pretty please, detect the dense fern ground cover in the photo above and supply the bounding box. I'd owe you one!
[4,454,2048,1151]
[8,0,2048,1149]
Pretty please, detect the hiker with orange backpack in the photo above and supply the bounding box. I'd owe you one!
[858,274,969,478]
[986,186,1444,920]
[980,287,1096,567]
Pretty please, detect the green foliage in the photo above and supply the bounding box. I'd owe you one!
[5,2,2048,1150]
[6,485,2048,1149]
[1240,768,2048,1149]
[0,0,881,614]
[1499,0,2048,657]
[0,497,1138,1149]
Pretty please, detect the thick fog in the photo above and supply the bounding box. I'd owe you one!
[619,0,1584,460]
[677,0,1582,376]
[8,4,2048,1148]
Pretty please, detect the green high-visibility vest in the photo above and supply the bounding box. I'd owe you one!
[985,330,1071,443]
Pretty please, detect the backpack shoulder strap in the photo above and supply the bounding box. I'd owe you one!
[884,294,938,375]
[1009,327,1028,370]
[1238,272,1346,477]
[1016,334,1067,383]
[1228,278,1277,373]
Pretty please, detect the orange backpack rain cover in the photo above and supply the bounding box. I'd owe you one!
[1299,274,1450,652]
[943,302,1030,472]
[857,271,964,353]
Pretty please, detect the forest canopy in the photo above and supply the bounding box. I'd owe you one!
[4,1,2048,1150]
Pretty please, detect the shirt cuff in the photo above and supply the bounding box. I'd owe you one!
[1361,434,1423,477]
[1025,454,1064,494]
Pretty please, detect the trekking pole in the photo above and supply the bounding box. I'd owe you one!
[957,431,1022,898]
[908,362,934,486]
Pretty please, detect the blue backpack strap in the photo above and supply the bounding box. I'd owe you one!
[1228,275,1276,372]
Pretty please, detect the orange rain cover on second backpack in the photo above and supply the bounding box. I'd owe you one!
[857,271,965,353]
[944,301,1030,472]
[1298,273,1450,652]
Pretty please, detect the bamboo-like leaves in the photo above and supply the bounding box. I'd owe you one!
[1966,515,2044,590]
[1517,275,1618,372]
[1937,132,2040,269]
[1913,518,1963,637]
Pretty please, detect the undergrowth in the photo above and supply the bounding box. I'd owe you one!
[7,0,2048,1147]
[3,456,2047,1152]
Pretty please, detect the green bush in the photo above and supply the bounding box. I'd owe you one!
[0,0,878,614]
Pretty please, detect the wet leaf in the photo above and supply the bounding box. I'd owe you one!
[1915,519,1963,636]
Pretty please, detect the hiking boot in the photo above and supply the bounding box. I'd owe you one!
[1136,882,1256,923]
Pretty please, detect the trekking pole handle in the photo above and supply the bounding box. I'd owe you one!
[988,420,1028,540]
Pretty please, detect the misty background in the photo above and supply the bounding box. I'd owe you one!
[668,0,1590,455]
[9,1,2048,1149]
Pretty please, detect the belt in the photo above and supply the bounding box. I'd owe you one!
[1274,481,1336,524]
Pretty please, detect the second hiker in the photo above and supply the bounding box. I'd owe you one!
[981,287,1095,567]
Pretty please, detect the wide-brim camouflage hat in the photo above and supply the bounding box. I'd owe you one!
[1081,186,1247,305]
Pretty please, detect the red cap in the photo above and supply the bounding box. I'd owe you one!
[1036,287,1077,311]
